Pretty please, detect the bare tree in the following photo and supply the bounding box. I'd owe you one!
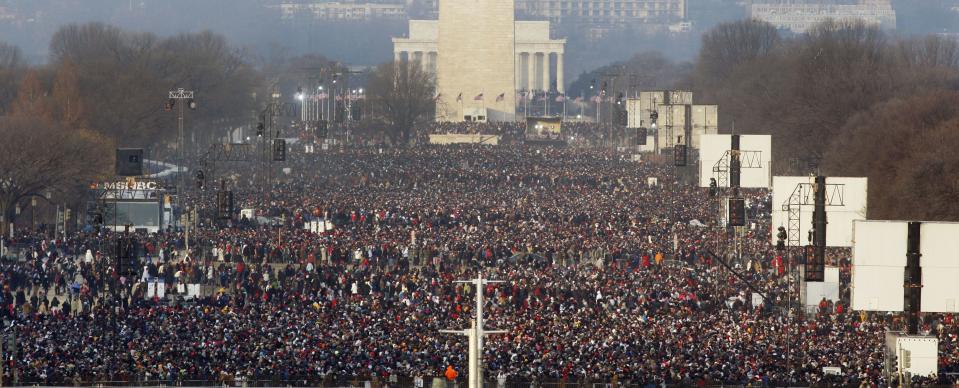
[48,23,258,149]
[0,117,112,227]
[0,41,24,115]
[51,59,86,130]
[823,91,959,220]
[367,60,436,144]
[696,19,780,84]
[0,41,22,69]
[9,70,52,119]
[897,35,959,69]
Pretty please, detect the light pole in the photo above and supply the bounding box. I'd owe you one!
[296,87,306,123]
[318,85,325,121]
[441,273,508,388]
[168,87,195,230]
[331,74,339,124]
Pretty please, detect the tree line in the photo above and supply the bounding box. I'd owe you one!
[0,21,433,230]
[0,23,260,229]
[693,20,959,220]
[575,20,959,220]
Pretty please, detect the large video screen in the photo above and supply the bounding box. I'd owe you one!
[104,201,160,229]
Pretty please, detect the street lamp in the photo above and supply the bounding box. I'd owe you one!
[168,87,195,230]
[651,122,659,153]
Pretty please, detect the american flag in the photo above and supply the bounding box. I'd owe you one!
[555,95,566,102]
[590,95,601,103]
[574,96,583,103]
[495,93,505,102]
[474,93,483,101]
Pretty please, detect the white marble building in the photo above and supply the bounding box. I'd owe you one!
[393,18,566,121]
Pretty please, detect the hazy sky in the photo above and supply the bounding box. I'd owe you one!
[0,0,954,71]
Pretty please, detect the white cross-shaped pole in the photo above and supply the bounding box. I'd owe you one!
[441,273,507,388]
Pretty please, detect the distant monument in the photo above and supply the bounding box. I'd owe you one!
[439,0,514,121]
[393,0,566,122]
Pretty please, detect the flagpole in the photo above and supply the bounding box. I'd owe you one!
[545,91,549,117]
[523,91,529,135]
[595,96,600,123]
[482,91,486,121]
[524,91,528,120]
[580,91,584,118]
[563,96,566,121]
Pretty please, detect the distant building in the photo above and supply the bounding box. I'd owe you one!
[393,20,567,93]
[0,7,15,21]
[515,0,687,28]
[749,0,896,34]
[277,0,689,31]
[275,1,407,21]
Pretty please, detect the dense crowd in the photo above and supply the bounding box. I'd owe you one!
[309,120,630,147]
[1,145,958,387]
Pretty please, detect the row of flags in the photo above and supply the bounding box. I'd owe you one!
[307,91,619,104]
[303,93,366,101]
[438,92,616,104]
[444,92,505,102]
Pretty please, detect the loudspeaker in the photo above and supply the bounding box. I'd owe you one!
[616,109,628,126]
[216,191,234,220]
[273,139,287,161]
[728,197,745,227]
[803,245,824,281]
[636,128,647,145]
[115,148,143,176]
[673,145,687,166]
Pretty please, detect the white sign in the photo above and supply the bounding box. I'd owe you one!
[187,284,201,299]
[699,134,772,188]
[752,292,764,308]
[146,281,166,299]
[897,336,939,377]
[852,220,959,312]
[802,267,840,308]
[771,176,867,247]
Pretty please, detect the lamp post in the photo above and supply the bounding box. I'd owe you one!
[651,122,658,154]
[267,88,281,199]
[318,85,325,121]
[168,88,195,230]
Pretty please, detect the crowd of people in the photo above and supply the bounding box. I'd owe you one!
[310,120,632,148]
[1,144,958,387]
